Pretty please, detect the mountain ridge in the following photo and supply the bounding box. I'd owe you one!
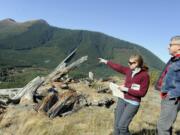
[0,18,165,78]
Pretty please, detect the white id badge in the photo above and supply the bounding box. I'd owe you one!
[131,84,140,91]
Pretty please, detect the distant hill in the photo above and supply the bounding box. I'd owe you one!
[0,18,165,77]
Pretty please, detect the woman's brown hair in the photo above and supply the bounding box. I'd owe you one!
[129,54,149,71]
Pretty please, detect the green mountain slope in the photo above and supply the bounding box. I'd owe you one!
[0,18,165,78]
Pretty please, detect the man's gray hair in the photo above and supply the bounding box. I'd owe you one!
[171,36,180,42]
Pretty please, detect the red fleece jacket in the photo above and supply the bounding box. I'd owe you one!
[107,61,150,102]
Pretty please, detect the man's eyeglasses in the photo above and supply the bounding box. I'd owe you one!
[169,43,180,47]
[128,61,136,65]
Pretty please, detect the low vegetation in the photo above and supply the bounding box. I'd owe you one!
[0,79,180,135]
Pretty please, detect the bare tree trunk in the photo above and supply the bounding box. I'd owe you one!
[43,48,77,85]
[0,88,22,98]
[43,63,66,85]
[37,93,59,112]
[52,56,88,81]
[9,76,44,104]
[47,91,78,118]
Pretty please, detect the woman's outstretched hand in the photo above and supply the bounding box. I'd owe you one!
[98,58,107,64]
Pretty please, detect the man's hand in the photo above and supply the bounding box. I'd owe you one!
[98,58,107,64]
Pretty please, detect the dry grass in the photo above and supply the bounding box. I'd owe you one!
[0,81,180,135]
[0,105,114,135]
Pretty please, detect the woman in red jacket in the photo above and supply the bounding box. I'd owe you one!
[99,54,150,135]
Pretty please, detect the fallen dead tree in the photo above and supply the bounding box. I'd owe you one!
[43,48,77,85]
[0,48,115,118]
[34,90,114,118]
[8,76,45,104]
[0,88,22,99]
[43,91,87,118]
[50,56,88,82]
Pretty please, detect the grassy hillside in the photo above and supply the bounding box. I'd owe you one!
[0,18,165,87]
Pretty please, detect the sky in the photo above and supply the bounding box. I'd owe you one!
[0,0,180,62]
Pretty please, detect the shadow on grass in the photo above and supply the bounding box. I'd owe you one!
[132,129,157,135]
[132,129,180,135]
[175,130,180,135]
[108,129,157,135]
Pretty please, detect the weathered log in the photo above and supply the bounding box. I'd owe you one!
[37,93,59,112]
[0,88,22,97]
[0,99,7,109]
[42,91,88,118]
[47,91,78,118]
[36,88,115,118]
[60,94,88,117]
[90,97,115,108]
[56,48,77,70]
[43,63,66,85]
[72,94,89,110]
[8,76,44,104]
[48,95,87,118]
[51,56,88,82]
[20,77,45,104]
[43,48,77,85]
